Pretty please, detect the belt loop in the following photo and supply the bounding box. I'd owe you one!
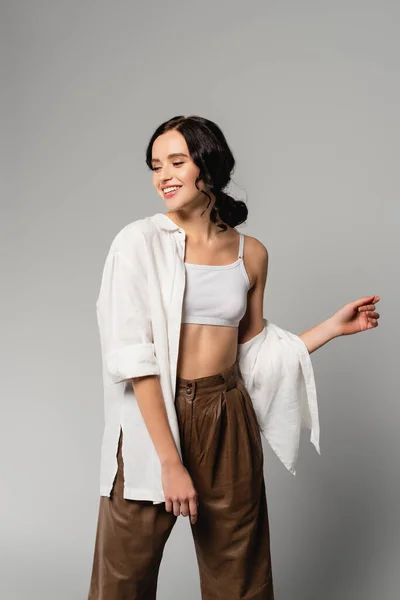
[231,360,239,388]
[222,362,238,391]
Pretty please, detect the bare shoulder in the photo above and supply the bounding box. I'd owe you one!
[243,233,268,261]
[242,233,269,289]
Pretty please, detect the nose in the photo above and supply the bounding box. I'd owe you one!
[158,164,174,182]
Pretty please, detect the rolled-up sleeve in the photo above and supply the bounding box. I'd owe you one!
[96,231,160,384]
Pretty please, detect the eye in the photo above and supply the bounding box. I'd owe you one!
[152,161,184,172]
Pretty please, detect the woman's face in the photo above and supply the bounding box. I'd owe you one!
[151,130,212,212]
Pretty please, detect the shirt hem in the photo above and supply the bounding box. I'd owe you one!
[100,484,165,503]
[182,315,238,327]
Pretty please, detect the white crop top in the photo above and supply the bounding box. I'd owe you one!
[181,232,251,327]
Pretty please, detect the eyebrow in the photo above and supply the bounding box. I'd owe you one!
[151,153,189,164]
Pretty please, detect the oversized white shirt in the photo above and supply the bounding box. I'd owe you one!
[95,212,321,503]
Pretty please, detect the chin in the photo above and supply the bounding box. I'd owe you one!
[163,198,191,211]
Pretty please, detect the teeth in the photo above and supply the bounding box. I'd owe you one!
[164,186,180,193]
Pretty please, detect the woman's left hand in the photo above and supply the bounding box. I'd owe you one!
[331,295,381,336]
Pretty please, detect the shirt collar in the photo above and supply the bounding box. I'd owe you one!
[150,212,185,236]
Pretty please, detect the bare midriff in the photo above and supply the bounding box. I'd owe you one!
[176,323,239,379]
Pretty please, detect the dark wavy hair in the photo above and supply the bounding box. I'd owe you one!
[145,115,248,231]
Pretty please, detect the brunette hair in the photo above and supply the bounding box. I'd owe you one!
[145,115,248,231]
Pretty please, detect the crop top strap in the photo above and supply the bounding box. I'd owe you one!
[238,232,245,259]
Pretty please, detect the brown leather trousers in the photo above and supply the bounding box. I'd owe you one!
[88,360,275,599]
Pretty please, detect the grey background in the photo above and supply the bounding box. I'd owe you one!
[1,1,399,598]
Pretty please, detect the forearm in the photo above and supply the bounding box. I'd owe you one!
[298,316,340,354]
[131,375,182,467]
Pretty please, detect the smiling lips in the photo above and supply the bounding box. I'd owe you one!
[163,186,182,197]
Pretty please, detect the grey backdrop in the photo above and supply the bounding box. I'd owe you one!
[2,1,399,599]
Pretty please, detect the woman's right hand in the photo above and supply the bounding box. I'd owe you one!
[161,461,198,524]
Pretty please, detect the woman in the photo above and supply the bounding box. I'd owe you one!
[87,115,380,600]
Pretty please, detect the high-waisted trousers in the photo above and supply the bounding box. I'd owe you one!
[87,360,275,599]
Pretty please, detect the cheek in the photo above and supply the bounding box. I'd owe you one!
[182,165,201,188]
[152,173,160,189]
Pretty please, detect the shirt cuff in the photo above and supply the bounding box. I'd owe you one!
[105,343,160,383]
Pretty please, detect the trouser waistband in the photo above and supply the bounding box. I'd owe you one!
[176,359,240,395]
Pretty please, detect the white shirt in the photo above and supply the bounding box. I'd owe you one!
[95,212,321,504]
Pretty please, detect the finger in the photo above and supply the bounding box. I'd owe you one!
[189,497,198,524]
[165,499,172,513]
[359,304,375,311]
[354,296,376,307]
[368,313,379,322]
[173,500,181,517]
[180,500,189,517]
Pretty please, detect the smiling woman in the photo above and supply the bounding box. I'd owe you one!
[86,115,338,600]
